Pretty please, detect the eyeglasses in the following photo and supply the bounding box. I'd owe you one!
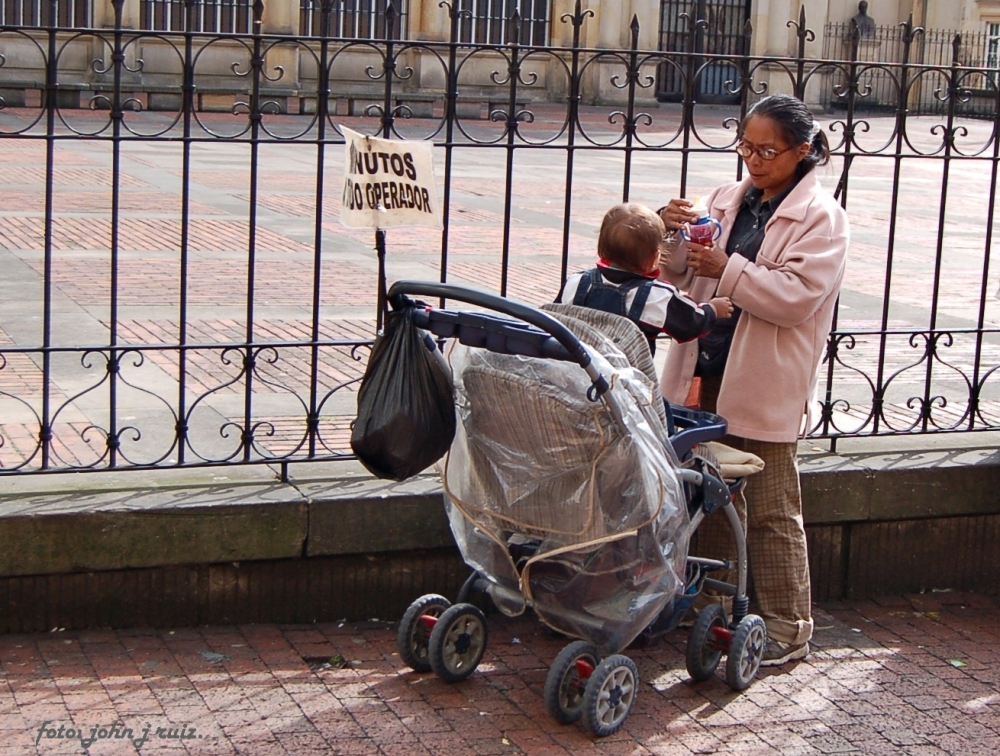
[735,140,795,162]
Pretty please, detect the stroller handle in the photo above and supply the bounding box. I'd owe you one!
[387,280,610,398]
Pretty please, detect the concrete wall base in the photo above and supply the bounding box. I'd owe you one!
[1,449,998,632]
[0,549,469,634]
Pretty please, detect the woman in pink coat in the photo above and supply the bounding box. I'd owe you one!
[659,94,849,667]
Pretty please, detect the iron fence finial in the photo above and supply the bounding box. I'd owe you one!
[900,11,925,41]
[561,0,593,29]
[385,1,398,40]
[901,12,913,43]
[509,9,521,45]
[786,5,814,44]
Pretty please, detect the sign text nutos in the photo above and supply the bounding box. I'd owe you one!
[340,127,442,230]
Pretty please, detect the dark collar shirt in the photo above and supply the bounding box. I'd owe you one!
[695,177,800,377]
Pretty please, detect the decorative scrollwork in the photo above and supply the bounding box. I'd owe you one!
[561,7,595,26]
[786,19,816,44]
[262,64,285,84]
[439,0,474,21]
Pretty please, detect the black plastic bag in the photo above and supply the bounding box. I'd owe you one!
[351,307,456,480]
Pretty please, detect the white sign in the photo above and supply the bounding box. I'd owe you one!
[340,126,442,230]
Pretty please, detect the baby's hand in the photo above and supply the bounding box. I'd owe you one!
[707,297,733,318]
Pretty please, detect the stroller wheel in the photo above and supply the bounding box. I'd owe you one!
[725,614,767,691]
[428,603,488,683]
[582,655,638,737]
[397,594,451,672]
[544,640,601,724]
[685,604,728,683]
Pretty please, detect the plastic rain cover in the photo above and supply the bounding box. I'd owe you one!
[438,332,689,656]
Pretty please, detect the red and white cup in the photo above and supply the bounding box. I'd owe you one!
[682,217,723,245]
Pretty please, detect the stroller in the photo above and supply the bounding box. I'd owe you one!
[389,281,766,737]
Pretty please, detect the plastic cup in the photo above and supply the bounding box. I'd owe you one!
[682,218,723,245]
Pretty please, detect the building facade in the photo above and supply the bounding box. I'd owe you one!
[0,1,996,111]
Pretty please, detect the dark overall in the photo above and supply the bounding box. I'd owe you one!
[571,269,659,354]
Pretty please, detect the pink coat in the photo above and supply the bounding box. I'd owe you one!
[659,172,850,443]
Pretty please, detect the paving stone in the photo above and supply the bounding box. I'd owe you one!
[2,583,1000,756]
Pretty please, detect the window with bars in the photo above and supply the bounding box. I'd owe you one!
[455,0,550,46]
[299,0,408,39]
[986,22,1000,69]
[0,0,90,27]
[138,0,253,34]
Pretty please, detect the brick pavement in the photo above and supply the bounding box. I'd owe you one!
[0,594,996,755]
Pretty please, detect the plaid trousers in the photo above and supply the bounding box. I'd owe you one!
[692,375,814,646]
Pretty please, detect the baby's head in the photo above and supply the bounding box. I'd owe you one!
[598,203,664,275]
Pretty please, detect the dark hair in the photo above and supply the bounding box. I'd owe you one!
[744,93,831,175]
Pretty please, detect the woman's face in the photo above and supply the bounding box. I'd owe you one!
[740,115,810,200]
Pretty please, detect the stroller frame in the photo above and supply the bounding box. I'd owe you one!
[388,281,765,737]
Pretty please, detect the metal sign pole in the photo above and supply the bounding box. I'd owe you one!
[375,224,388,334]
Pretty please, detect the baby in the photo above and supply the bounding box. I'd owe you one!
[556,203,732,355]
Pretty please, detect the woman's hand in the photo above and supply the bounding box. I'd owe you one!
[687,241,728,279]
[659,198,699,232]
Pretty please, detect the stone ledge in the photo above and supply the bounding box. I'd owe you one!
[800,445,1000,523]
[0,450,998,583]
[0,477,307,577]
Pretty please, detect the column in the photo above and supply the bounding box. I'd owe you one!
[586,0,621,47]
[89,0,140,109]
[577,1,620,104]
[261,0,300,112]
[629,0,660,51]
[749,0,823,104]
[750,0,797,58]
[626,0,661,106]
[800,0,831,107]
[92,0,137,28]
[261,0,297,33]
[412,0,452,92]
[550,0,582,47]
[414,0,451,42]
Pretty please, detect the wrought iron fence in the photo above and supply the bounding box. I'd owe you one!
[823,20,1000,116]
[0,1,999,476]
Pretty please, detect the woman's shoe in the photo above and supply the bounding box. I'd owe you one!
[760,640,809,667]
